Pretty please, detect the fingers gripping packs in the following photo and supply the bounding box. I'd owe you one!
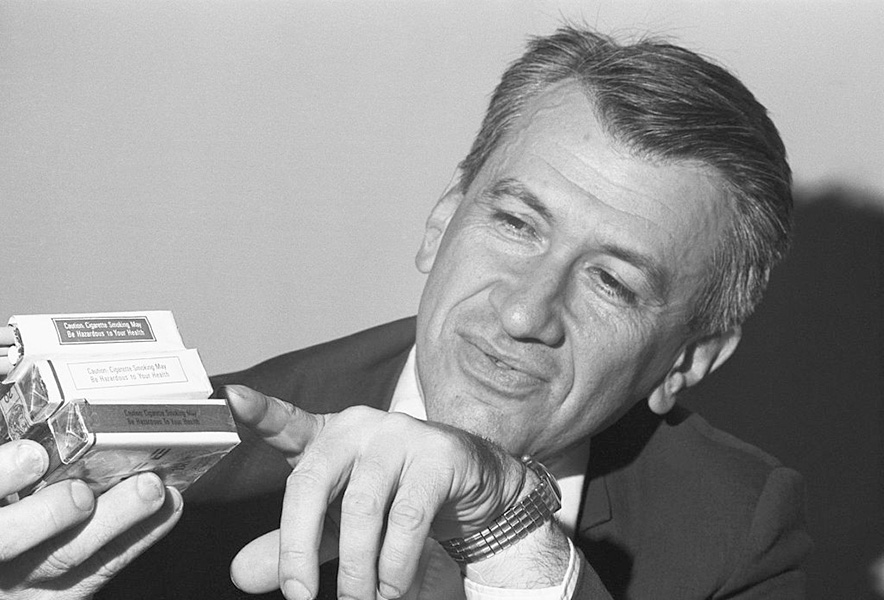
[0,311,240,496]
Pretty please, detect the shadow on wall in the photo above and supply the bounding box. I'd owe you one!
[680,185,883,600]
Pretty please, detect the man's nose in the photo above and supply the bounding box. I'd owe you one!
[489,259,567,346]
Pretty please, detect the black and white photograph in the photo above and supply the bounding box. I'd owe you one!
[1,1,881,598]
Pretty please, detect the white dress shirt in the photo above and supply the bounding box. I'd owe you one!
[388,347,588,600]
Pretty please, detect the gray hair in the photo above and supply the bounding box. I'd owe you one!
[458,25,792,334]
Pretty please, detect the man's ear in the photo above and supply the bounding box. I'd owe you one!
[647,326,742,415]
[415,187,464,274]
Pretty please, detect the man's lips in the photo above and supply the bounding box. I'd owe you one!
[457,333,556,390]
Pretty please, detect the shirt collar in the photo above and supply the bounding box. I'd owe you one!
[389,345,426,420]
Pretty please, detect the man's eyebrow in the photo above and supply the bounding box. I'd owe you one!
[487,178,554,222]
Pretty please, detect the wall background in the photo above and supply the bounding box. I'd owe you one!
[2,1,882,598]
[2,0,882,375]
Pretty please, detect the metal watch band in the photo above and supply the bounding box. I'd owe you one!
[439,455,562,564]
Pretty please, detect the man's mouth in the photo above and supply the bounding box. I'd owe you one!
[489,354,512,369]
[456,333,554,396]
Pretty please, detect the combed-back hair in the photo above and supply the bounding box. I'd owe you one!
[458,25,792,334]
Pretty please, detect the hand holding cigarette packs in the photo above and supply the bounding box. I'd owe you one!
[0,311,240,497]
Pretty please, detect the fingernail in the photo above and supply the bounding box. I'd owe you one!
[169,487,183,512]
[378,583,401,599]
[136,473,164,502]
[70,479,95,512]
[223,385,244,400]
[282,579,312,600]
[15,443,46,476]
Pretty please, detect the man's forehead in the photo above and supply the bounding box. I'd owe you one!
[465,80,732,298]
[474,81,729,224]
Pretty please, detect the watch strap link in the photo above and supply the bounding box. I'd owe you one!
[440,455,562,564]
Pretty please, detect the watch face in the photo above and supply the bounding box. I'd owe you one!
[546,469,563,501]
[550,477,563,503]
[524,455,562,506]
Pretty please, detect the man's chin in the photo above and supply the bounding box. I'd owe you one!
[426,398,528,454]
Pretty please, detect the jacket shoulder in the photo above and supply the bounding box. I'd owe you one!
[211,316,416,413]
[583,404,811,598]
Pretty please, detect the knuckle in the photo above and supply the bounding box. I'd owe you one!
[38,547,80,579]
[340,489,383,519]
[337,405,376,425]
[380,412,427,442]
[277,398,297,417]
[336,557,372,589]
[379,541,414,571]
[387,500,427,533]
[88,551,126,583]
[382,410,415,429]
[279,548,313,567]
[286,456,329,489]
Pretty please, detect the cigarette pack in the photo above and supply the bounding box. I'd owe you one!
[19,397,239,495]
[4,311,186,368]
[0,310,240,498]
[0,351,213,443]
[0,358,61,443]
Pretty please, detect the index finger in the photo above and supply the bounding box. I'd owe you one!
[222,385,325,460]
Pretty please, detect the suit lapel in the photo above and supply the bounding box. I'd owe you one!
[578,471,613,532]
[576,403,665,535]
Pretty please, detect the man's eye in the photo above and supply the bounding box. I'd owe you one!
[495,212,536,238]
[593,268,638,305]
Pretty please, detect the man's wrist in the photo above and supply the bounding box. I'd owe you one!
[440,455,561,564]
[445,455,571,589]
[463,520,571,589]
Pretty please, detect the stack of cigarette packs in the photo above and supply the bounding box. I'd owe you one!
[0,311,240,497]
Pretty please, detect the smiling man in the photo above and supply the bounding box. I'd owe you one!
[3,23,809,600]
[197,27,807,599]
[413,81,734,460]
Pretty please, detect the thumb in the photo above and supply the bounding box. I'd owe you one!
[230,530,280,594]
[222,385,324,461]
[230,524,340,594]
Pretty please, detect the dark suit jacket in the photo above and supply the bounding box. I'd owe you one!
[99,317,811,599]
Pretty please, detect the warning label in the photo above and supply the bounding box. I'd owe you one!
[54,317,156,345]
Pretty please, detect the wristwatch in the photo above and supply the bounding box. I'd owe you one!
[439,455,562,564]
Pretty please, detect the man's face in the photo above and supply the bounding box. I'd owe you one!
[414,81,730,459]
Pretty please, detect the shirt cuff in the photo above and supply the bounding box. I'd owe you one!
[463,538,580,600]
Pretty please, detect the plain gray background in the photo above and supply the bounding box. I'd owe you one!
[2,0,881,374]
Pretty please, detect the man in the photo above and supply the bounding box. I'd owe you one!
[1,25,810,599]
